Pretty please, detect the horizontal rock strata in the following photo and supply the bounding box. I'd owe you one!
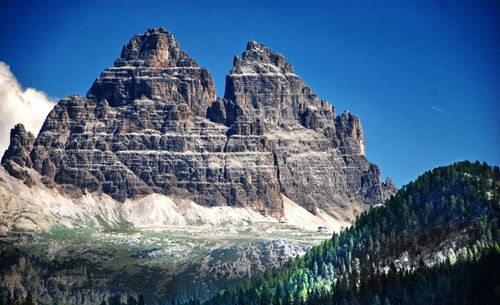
[2,28,395,218]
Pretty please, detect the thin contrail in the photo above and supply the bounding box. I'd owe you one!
[429,105,451,114]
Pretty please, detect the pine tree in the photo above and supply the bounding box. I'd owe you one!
[112,295,122,305]
[370,295,381,305]
[138,294,145,305]
[313,262,319,277]
[127,296,138,305]
[23,292,35,305]
[6,292,14,305]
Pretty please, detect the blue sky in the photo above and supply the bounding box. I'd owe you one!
[0,0,499,187]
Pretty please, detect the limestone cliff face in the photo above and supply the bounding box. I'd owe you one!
[2,123,34,168]
[213,40,394,215]
[1,124,35,186]
[87,27,215,116]
[3,28,395,218]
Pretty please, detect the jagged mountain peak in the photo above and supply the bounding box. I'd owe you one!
[115,27,197,68]
[1,123,34,167]
[1,123,35,186]
[86,28,215,110]
[230,40,293,75]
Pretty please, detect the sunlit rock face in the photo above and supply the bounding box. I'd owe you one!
[216,39,395,215]
[87,27,215,115]
[4,27,395,218]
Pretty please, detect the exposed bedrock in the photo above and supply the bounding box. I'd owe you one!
[3,28,395,218]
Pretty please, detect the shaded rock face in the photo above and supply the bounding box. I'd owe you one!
[4,28,395,218]
[2,123,34,167]
[1,124,35,186]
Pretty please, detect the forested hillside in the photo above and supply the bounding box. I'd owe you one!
[198,161,500,305]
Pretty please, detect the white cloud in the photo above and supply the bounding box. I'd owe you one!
[0,61,56,155]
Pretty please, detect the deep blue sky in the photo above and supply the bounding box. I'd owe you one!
[1,0,499,187]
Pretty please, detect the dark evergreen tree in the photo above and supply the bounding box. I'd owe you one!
[127,296,138,305]
[109,295,122,305]
[6,292,14,305]
[23,292,35,305]
[138,295,145,305]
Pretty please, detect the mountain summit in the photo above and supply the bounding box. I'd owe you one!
[2,28,395,218]
[115,27,197,68]
[87,27,215,113]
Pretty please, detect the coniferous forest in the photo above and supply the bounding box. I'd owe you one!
[193,161,500,305]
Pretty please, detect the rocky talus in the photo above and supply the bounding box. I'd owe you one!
[2,27,395,219]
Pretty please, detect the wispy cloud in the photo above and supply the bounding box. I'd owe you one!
[429,105,451,114]
[0,61,56,154]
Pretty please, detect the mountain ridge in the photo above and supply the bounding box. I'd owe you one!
[1,27,395,220]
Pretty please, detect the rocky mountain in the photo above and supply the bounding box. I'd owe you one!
[2,27,394,220]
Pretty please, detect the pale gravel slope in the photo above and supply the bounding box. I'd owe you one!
[0,167,347,233]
